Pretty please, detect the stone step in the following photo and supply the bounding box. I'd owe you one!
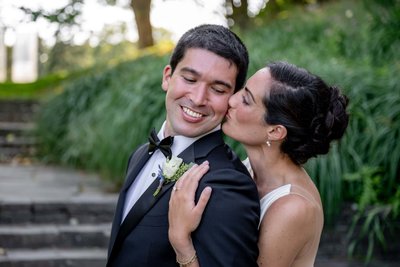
[0,100,40,123]
[0,122,37,162]
[0,223,111,249]
[0,122,36,132]
[0,198,117,225]
[0,248,106,267]
[0,147,36,162]
[0,136,37,146]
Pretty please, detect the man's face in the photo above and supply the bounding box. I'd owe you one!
[162,48,238,137]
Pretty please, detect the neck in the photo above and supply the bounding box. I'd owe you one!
[244,144,302,198]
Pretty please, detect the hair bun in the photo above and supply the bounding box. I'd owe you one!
[326,86,349,140]
[308,86,349,156]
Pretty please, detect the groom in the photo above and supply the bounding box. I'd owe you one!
[107,24,260,267]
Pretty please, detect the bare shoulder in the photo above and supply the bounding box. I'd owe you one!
[269,193,316,219]
[260,192,322,236]
[258,193,324,267]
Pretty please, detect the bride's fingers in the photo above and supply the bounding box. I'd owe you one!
[189,161,209,182]
[194,186,212,217]
[185,162,209,191]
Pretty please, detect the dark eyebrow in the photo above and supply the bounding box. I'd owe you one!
[180,67,199,76]
[245,87,256,103]
[214,80,233,90]
[180,67,233,90]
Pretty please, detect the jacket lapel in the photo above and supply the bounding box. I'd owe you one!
[178,130,224,161]
[107,177,161,266]
[108,144,150,258]
[122,144,152,191]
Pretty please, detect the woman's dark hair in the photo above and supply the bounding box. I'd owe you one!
[169,24,249,92]
[264,61,349,165]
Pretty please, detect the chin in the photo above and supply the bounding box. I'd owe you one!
[174,126,204,138]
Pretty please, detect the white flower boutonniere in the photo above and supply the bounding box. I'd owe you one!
[153,155,193,196]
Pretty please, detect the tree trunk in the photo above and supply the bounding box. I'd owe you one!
[131,0,154,49]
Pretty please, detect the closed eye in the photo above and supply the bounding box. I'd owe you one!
[242,95,249,105]
[183,76,196,83]
[211,87,227,94]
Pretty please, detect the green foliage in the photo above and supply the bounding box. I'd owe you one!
[346,205,397,263]
[362,0,400,64]
[344,165,400,262]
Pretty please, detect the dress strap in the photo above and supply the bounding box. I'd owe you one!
[259,184,291,228]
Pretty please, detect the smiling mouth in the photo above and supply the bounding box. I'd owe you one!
[182,107,203,118]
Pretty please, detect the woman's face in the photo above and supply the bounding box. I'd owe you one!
[223,68,272,146]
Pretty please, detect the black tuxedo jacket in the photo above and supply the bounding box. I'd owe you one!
[107,130,260,267]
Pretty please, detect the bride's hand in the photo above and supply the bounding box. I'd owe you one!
[168,161,212,254]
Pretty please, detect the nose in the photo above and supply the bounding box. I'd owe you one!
[228,92,239,108]
[191,85,207,106]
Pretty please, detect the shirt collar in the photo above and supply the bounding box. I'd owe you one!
[157,121,221,156]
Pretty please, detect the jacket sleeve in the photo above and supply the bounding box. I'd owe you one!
[192,167,260,267]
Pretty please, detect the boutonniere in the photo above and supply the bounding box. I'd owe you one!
[153,155,193,196]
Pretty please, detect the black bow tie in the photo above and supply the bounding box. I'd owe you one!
[148,128,174,159]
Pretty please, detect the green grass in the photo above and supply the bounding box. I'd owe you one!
[0,68,93,100]
[0,73,66,99]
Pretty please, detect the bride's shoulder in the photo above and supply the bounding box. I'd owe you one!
[261,191,320,231]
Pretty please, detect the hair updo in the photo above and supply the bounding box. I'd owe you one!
[263,61,349,165]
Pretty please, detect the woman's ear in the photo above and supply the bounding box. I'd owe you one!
[267,125,287,142]
[161,65,172,92]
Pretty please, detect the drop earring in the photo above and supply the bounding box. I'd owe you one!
[266,140,271,147]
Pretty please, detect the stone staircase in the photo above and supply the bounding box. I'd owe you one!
[0,100,39,162]
[0,197,115,267]
[0,100,118,266]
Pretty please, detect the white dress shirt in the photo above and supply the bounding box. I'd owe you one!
[121,122,220,221]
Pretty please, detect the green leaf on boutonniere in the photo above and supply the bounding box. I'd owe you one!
[153,156,194,196]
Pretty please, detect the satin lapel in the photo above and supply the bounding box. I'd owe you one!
[109,161,178,260]
[122,144,152,191]
[178,130,224,161]
[108,144,150,259]
[107,177,162,266]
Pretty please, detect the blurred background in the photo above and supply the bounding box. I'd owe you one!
[0,0,399,266]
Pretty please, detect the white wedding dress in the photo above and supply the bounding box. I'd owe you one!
[259,184,291,228]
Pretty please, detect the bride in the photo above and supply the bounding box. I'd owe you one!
[168,61,349,267]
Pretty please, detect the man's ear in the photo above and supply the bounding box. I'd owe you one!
[267,125,287,142]
[162,65,172,92]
